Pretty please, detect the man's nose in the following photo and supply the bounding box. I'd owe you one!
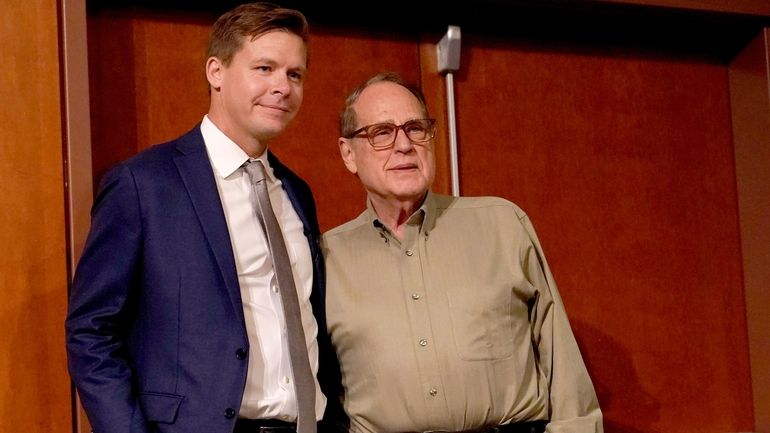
[270,73,291,96]
[392,127,416,152]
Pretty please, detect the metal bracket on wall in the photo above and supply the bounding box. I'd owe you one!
[437,25,462,196]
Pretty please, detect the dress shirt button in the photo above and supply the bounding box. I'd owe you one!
[405,249,414,256]
[224,408,236,419]
[429,388,438,397]
[235,348,247,360]
[283,376,291,384]
[419,339,428,347]
[411,293,421,300]
[272,284,279,293]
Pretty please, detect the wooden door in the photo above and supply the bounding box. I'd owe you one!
[84,4,758,433]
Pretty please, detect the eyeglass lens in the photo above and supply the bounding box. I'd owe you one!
[368,119,434,147]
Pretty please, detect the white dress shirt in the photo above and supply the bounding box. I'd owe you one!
[200,115,325,421]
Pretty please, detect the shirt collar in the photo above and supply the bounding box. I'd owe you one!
[199,115,276,181]
[366,191,437,236]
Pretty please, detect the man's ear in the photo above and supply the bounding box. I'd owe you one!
[205,56,224,90]
[339,138,357,175]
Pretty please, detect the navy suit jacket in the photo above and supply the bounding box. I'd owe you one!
[65,126,334,433]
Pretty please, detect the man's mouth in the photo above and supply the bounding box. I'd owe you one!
[390,163,417,171]
[260,104,290,113]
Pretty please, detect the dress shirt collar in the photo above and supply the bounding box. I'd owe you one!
[366,191,438,237]
[199,115,276,181]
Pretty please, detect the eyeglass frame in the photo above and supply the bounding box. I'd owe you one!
[345,118,437,150]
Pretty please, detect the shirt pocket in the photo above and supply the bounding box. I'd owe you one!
[447,286,515,361]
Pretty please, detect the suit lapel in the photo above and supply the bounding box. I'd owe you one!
[172,127,246,332]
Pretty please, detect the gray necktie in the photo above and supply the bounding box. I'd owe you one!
[244,160,316,433]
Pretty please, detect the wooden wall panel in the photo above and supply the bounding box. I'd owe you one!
[452,36,752,433]
[0,1,72,432]
[730,28,770,433]
[87,7,212,189]
[597,0,770,15]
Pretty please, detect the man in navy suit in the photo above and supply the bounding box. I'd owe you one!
[65,4,336,433]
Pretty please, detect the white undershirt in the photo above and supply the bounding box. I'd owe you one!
[200,115,325,421]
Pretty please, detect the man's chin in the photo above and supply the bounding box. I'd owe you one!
[393,188,429,203]
[252,125,288,142]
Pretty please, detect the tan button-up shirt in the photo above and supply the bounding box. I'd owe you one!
[323,193,602,433]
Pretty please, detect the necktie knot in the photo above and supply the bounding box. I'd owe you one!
[244,159,267,184]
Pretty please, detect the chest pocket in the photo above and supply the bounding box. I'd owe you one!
[447,285,516,361]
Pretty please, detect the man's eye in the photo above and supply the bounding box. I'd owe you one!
[289,72,303,82]
[405,124,425,134]
[370,126,393,137]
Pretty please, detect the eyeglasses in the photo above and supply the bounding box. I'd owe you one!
[346,118,436,150]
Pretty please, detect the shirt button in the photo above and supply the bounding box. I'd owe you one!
[224,408,236,419]
[283,376,291,384]
[405,250,414,256]
[429,388,438,397]
[235,348,247,360]
[419,339,428,347]
[411,293,421,300]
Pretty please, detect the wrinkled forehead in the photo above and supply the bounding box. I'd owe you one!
[353,82,425,124]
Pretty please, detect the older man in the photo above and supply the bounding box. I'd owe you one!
[322,72,603,433]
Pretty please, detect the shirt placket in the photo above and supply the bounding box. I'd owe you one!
[396,218,450,425]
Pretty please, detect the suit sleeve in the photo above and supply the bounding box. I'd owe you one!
[65,164,150,433]
[520,214,604,433]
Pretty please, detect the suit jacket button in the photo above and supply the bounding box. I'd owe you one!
[236,348,247,360]
[225,408,236,419]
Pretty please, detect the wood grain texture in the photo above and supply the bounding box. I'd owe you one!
[0,1,72,432]
[87,7,212,189]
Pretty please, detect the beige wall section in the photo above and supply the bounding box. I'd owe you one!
[0,0,73,432]
[730,28,770,433]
